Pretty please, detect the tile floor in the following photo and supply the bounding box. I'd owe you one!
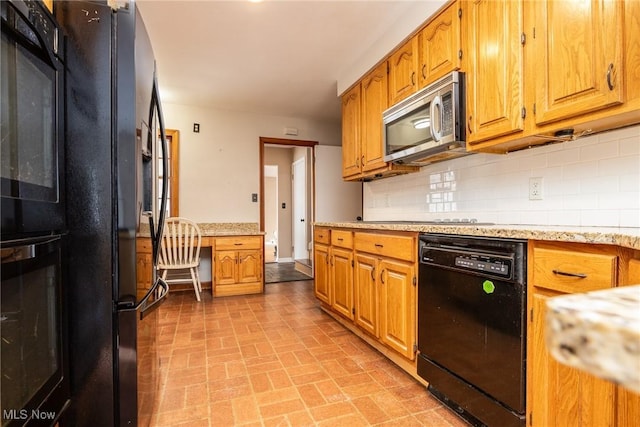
[151,280,469,426]
[264,262,313,284]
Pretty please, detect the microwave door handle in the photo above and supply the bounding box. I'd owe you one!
[430,95,443,142]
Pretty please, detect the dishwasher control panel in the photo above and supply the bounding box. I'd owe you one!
[455,255,511,278]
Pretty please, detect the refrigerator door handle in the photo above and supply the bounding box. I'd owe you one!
[140,278,168,320]
[116,276,168,316]
[148,71,168,267]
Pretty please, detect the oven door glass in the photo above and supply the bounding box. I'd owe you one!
[1,236,63,424]
[0,2,58,203]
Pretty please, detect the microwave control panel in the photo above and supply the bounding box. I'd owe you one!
[441,92,453,137]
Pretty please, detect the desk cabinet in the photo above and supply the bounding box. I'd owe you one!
[214,236,263,297]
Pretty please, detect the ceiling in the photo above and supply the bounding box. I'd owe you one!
[136,1,437,124]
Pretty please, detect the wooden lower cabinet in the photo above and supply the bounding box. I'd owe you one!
[528,241,640,427]
[136,238,154,289]
[354,253,416,360]
[354,253,378,337]
[315,229,418,362]
[378,258,416,359]
[313,242,331,305]
[213,236,263,297]
[331,246,354,320]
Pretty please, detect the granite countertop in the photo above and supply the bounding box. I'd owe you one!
[546,285,640,394]
[313,221,640,250]
[138,222,264,237]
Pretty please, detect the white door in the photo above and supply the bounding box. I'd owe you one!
[292,158,307,260]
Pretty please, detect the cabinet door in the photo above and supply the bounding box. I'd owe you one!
[216,250,237,285]
[418,0,461,88]
[354,253,378,337]
[388,37,419,106]
[361,62,388,172]
[238,250,261,284]
[466,0,524,143]
[314,243,331,305]
[530,291,615,427]
[331,247,354,320]
[341,85,362,179]
[379,259,415,360]
[532,0,623,125]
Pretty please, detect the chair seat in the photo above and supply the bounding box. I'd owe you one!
[158,261,199,270]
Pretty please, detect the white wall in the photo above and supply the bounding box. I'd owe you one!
[363,125,640,227]
[163,103,341,223]
[315,146,363,222]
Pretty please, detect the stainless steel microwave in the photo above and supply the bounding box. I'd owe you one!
[383,71,468,166]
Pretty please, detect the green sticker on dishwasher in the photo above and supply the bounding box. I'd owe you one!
[482,280,495,294]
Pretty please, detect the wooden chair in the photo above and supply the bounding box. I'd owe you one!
[157,217,202,301]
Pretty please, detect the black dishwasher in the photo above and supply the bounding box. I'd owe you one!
[417,234,527,427]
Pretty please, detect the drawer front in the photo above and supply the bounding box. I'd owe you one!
[314,227,330,244]
[331,230,353,249]
[533,247,617,293]
[354,232,415,262]
[215,236,262,251]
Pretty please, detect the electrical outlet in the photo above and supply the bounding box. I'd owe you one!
[529,177,544,200]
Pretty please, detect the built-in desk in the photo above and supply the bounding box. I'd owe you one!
[137,223,265,297]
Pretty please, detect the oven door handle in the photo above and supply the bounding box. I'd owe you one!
[1,236,61,264]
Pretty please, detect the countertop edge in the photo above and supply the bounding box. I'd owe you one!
[313,222,640,250]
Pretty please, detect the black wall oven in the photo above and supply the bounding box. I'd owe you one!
[1,235,70,426]
[1,0,65,240]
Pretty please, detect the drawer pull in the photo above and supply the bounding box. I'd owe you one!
[234,243,243,246]
[337,237,344,241]
[375,243,384,248]
[552,269,587,279]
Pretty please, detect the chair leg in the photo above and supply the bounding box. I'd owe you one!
[194,267,202,293]
[190,267,201,302]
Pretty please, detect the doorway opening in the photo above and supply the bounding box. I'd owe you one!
[259,137,317,279]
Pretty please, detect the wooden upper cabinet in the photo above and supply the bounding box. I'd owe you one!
[341,85,361,179]
[388,36,419,106]
[417,0,462,88]
[360,62,388,172]
[532,0,624,126]
[466,0,525,144]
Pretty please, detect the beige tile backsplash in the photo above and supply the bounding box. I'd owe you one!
[363,125,640,227]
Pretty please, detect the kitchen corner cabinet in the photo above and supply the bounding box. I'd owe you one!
[342,62,418,181]
[528,241,640,427]
[214,236,263,297]
[465,0,525,145]
[353,232,417,360]
[531,0,624,126]
[417,0,462,88]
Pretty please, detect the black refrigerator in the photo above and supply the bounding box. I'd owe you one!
[55,1,168,425]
